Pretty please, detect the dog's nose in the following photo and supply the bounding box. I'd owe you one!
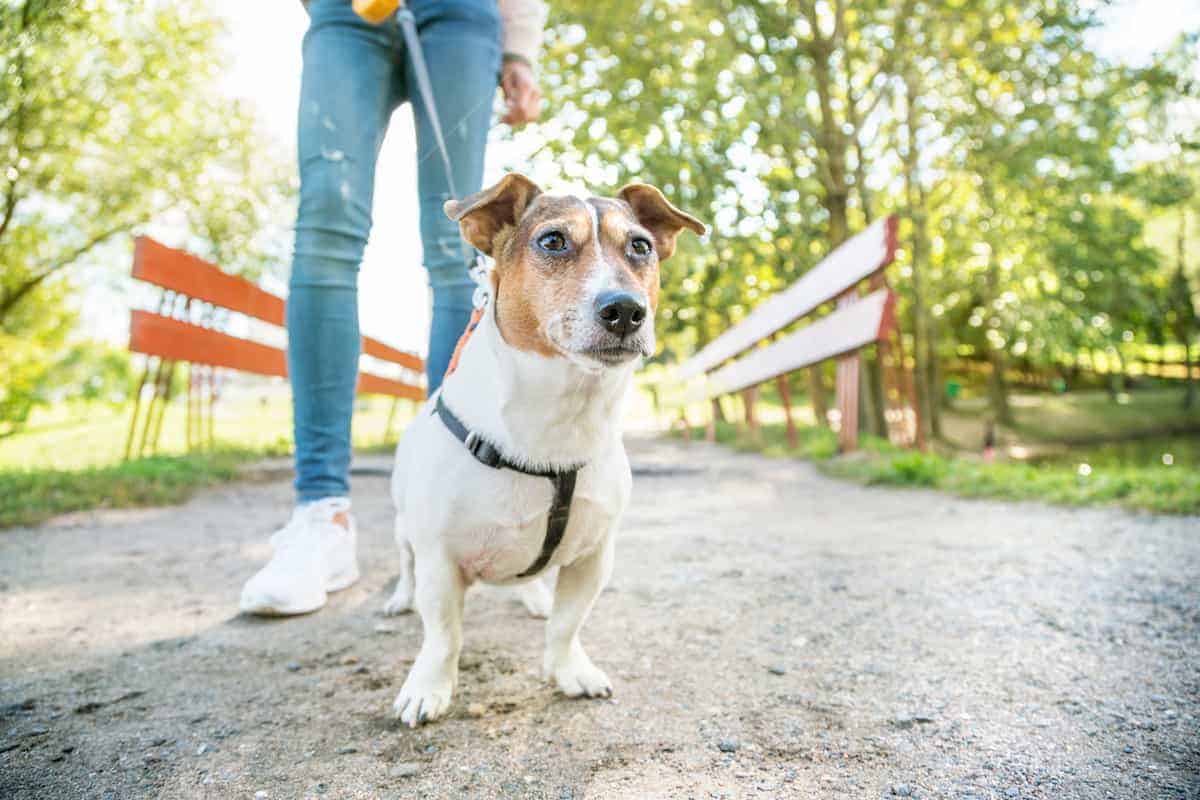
[595,290,647,338]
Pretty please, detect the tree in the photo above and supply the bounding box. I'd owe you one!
[0,0,291,435]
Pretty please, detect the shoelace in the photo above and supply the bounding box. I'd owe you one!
[271,498,351,550]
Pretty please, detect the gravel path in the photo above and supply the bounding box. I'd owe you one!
[1,436,1197,799]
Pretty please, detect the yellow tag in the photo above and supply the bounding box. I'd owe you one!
[352,0,401,24]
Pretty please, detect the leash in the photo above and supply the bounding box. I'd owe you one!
[435,395,581,578]
[396,7,491,311]
[399,9,583,577]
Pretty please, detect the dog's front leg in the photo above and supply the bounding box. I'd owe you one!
[543,533,614,698]
[393,548,465,727]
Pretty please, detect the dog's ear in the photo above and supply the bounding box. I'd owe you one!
[617,183,706,260]
[444,173,542,256]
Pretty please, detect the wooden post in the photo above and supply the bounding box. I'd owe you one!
[706,396,718,442]
[207,366,217,450]
[835,293,861,452]
[679,410,692,441]
[776,373,798,449]
[743,385,760,444]
[137,357,169,457]
[149,360,177,454]
[124,358,152,461]
[384,397,401,443]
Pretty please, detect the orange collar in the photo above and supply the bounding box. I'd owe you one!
[444,306,485,379]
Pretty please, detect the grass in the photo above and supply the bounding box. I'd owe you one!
[0,388,410,471]
[0,450,257,529]
[686,387,1200,516]
[0,385,420,529]
[822,447,1200,515]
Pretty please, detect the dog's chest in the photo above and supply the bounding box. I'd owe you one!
[445,461,628,584]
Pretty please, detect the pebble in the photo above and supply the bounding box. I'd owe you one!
[391,762,421,778]
[341,655,360,666]
[196,743,211,756]
[255,792,268,799]
[335,745,358,755]
[891,784,913,797]
[767,664,787,676]
[1004,789,1019,798]
[892,713,935,729]
[285,662,301,673]
[717,739,739,753]
[373,624,396,635]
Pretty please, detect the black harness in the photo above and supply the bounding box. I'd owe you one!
[434,394,582,578]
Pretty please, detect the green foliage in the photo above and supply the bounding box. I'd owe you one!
[0,339,133,438]
[0,0,292,436]
[0,450,252,529]
[526,1,1200,424]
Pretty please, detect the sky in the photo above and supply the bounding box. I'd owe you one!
[83,0,1200,353]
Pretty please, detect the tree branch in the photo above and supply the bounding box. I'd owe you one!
[0,222,134,321]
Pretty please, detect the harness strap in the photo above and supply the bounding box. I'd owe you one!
[434,394,582,577]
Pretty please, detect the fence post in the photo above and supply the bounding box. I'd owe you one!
[835,293,861,452]
[743,386,760,444]
[775,373,798,449]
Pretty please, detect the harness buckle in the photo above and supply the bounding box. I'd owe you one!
[465,431,503,468]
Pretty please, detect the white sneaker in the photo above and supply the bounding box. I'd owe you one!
[239,497,360,616]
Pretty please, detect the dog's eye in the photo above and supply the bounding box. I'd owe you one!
[537,231,568,253]
[630,237,653,257]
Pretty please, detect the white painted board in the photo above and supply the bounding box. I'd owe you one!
[678,215,897,379]
[704,289,893,397]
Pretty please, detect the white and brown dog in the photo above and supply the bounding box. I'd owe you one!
[383,173,704,726]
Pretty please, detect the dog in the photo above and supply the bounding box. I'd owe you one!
[383,173,704,727]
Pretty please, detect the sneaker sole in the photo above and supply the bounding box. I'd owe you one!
[326,563,361,593]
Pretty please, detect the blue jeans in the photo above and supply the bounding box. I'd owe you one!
[288,0,500,502]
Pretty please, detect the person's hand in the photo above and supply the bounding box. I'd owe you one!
[501,58,542,126]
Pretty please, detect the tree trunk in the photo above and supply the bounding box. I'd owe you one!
[977,176,1013,425]
[926,312,943,437]
[1178,209,1197,410]
[902,71,935,442]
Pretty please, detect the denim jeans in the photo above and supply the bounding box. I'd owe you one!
[288,0,500,502]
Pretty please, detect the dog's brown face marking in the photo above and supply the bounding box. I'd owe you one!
[445,174,705,365]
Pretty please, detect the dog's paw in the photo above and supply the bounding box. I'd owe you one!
[546,654,612,699]
[392,675,453,728]
[381,581,414,616]
[516,580,553,619]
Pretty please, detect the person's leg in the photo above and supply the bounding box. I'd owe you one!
[241,1,403,616]
[289,0,402,501]
[406,0,502,391]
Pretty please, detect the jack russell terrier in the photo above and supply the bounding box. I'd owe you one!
[382,173,704,727]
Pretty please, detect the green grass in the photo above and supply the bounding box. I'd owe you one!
[0,450,259,529]
[823,449,1200,515]
[686,418,1200,516]
[0,392,410,471]
[0,389,419,529]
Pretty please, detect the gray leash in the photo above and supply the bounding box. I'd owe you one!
[397,7,458,199]
[396,7,490,308]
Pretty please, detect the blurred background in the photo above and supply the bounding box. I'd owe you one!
[1,0,1198,525]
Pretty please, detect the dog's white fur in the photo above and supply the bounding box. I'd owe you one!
[384,281,636,727]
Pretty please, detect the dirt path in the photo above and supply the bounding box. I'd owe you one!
[2,437,1197,800]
